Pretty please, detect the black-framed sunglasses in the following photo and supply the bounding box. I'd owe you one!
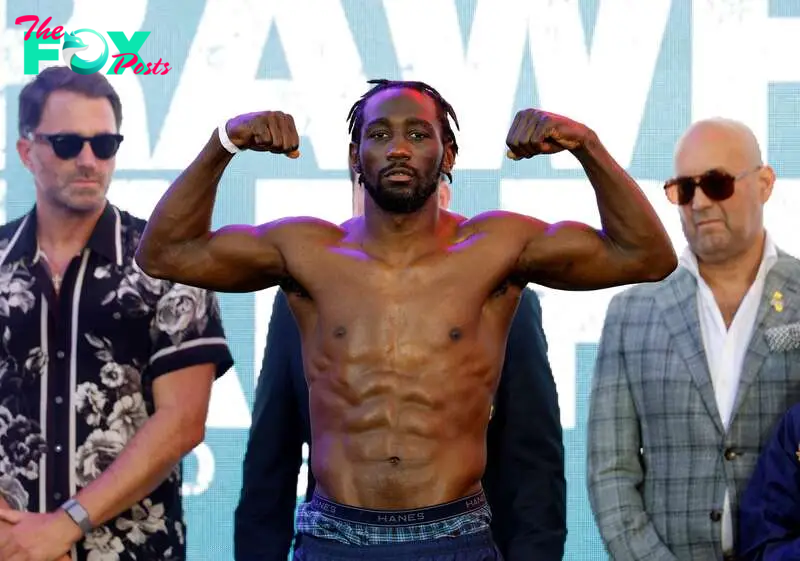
[663,166,760,206]
[30,133,124,160]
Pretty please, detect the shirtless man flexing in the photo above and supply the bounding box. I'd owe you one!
[136,79,677,561]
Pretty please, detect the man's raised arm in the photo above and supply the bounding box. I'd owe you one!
[136,111,318,293]
[502,109,677,290]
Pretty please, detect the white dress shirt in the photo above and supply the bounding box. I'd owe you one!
[679,232,778,553]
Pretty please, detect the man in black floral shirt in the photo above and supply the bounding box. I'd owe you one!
[0,66,233,561]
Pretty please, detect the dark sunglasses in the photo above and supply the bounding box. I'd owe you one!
[663,167,760,205]
[31,133,124,160]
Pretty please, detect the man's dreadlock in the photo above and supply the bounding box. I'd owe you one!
[346,79,460,183]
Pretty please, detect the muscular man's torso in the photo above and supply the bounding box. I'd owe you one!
[281,210,527,509]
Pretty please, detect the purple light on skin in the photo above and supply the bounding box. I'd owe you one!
[334,247,372,261]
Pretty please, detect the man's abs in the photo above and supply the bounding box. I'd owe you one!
[311,419,487,510]
[307,362,497,510]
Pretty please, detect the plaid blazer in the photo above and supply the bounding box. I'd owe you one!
[587,251,800,561]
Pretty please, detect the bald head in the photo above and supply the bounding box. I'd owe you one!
[674,118,763,176]
[672,117,775,266]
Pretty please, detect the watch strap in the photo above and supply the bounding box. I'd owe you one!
[61,498,93,534]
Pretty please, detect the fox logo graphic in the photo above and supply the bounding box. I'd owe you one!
[60,32,88,66]
[59,29,109,74]
[15,15,172,75]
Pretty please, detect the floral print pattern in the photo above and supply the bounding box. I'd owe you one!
[0,205,233,560]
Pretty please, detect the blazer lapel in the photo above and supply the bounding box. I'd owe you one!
[656,268,724,434]
[731,255,800,416]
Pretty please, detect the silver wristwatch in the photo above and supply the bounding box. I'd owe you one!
[60,498,93,534]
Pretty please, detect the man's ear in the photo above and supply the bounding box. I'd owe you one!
[438,180,452,210]
[349,142,360,176]
[757,164,776,204]
[17,137,34,172]
[441,142,456,177]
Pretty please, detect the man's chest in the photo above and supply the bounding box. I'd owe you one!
[0,253,174,509]
[0,257,164,370]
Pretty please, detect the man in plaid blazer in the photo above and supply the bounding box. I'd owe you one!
[587,117,800,561]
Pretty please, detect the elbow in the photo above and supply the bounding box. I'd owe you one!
[180,420,206,456]
[645,244,679,282]
[649,228,679,280]
[630,240,678,283]
[134,241,173,280]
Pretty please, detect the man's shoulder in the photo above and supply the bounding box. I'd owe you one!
[600,267,689,328]
[0,214,31,260]
[774,249,800,279]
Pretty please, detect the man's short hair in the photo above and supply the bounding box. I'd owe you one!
[18,66,123,137]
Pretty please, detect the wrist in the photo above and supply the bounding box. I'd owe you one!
[217,119,242,154]
[206,126,237,163]
[52,508,85,544]
[59,497,93,539]
[571,128,602,161]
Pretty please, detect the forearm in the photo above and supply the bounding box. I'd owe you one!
[137,130,233,273]
[573,132,675,266]
[72,409,201,531]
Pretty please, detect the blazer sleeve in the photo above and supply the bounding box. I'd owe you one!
[586,293,679,561]
[484,288,567,561]
[234,291,305,561]
[738,404,800,561]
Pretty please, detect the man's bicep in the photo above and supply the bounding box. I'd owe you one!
[514,216,642,290]
[138,217,327,293]
[152,364,216,416]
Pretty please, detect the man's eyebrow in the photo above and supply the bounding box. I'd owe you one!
[364,117,390,129]
[364,117,435,130]
[406,118,435,130]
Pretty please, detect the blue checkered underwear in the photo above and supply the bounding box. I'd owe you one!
[295,491,493,546]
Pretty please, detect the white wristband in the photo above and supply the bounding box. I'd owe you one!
[217,120,240,154]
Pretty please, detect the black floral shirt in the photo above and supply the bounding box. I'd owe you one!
[0,203,234,561]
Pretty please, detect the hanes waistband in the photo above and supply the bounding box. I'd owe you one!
[309,491,487,526]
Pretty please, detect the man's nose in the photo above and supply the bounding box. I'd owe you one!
[386,138,411,160]
[691,185,713,211]
[75,141,99,169]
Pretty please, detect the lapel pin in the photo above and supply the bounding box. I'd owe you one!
[771,290,784,313]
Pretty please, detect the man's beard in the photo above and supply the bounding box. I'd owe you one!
[361,169,440,214]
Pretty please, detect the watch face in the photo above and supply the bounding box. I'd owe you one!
[63,500,92,532]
